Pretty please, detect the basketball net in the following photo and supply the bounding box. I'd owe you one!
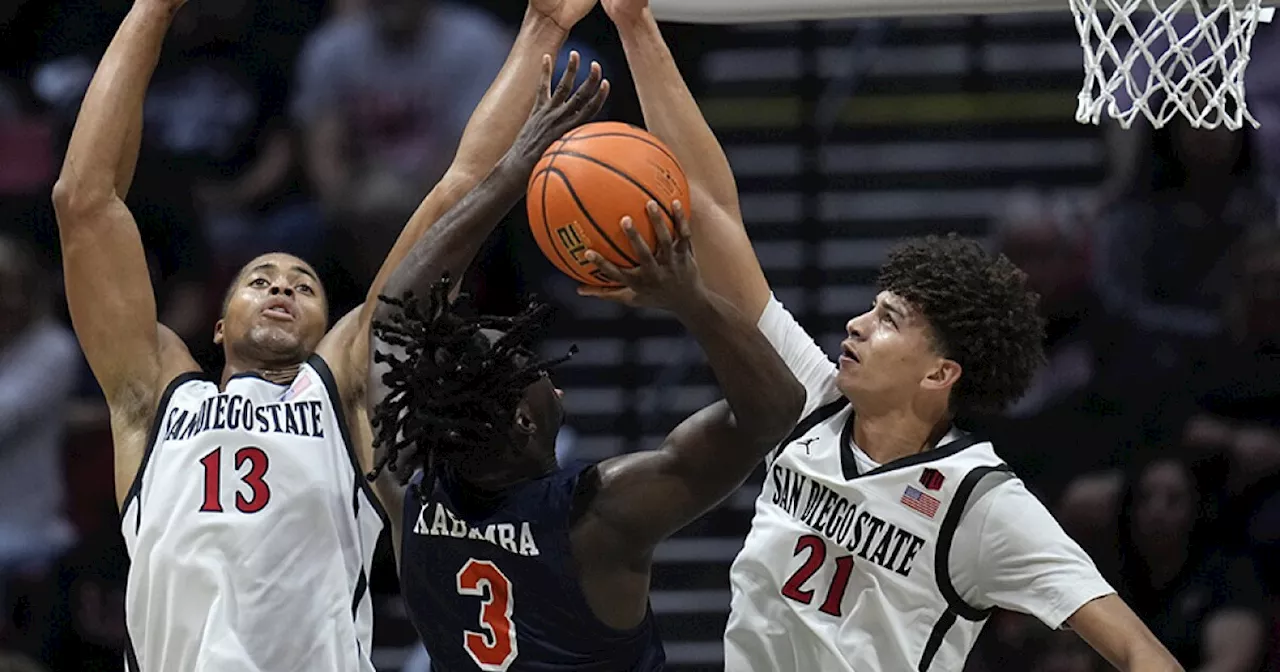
[1072,0,1273,129]
[650,0,1275,130]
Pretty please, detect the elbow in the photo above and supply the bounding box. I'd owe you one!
[52,175,116,223]
[743,377,805,447]
[774,378,806,436]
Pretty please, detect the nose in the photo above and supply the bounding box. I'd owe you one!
[846,314,865,339]
[268,284,294,297]
[554,388,564,400]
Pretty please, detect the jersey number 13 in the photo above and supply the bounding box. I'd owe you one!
[198,446,272,513]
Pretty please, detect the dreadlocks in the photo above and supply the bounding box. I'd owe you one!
[366,273,576,498]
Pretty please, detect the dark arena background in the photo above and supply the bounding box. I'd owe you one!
[2,0,1279,670]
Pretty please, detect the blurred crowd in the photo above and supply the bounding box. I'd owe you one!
[1,0,1278,670]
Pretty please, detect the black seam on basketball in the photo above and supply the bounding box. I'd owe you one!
[542,164,642,268]
[542,150,679,226]
[535,167,597,285]
[559,132,681,167]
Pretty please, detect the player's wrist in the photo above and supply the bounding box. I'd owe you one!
[612,8,657,36]
[521,5,572,39]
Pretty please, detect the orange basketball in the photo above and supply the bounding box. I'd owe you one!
[526,121,691,287]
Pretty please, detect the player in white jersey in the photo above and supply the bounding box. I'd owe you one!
[587,0,1183,669]
[50,0,598,668]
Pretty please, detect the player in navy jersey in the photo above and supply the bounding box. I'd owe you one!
[364,54,805,671]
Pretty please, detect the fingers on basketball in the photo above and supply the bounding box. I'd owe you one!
[526,121,690,288]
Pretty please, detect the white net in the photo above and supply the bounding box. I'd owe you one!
[1069,0,1272,129]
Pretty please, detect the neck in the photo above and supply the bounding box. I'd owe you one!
[221,361,302,388]
[851,407,951,465]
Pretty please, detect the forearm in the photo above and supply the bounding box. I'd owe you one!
[450,9,567,179]
[366,8,567,305]
[674,289,804,443]
[615,10,739,215]
[378,159,528,306]
[56,0,173,203]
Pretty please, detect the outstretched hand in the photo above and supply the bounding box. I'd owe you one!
[507,51,609,170]
[577,200,705,312]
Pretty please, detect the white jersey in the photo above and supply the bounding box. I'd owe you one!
[120,354,386,672]
[724,296,1114,672]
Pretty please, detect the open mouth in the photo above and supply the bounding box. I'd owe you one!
[262,300,295,321]
[840,342,860,364]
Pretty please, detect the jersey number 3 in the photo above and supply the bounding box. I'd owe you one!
[198,447,272,513]
[456,559,517,671]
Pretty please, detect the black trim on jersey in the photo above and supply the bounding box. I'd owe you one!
[838,412,983,481]
[917,611,956,672]
[121,371,205,530]
[125,631,141,672]
[351,568,369,618]
[770,398,850,464]
[917,464,1015,672]
[306,353,392,531]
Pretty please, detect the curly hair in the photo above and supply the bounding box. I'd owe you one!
[876,233,1045,414]
[366,273,575,498]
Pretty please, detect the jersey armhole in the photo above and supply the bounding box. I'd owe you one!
[934,465,1016,621]
[569,464,602,527]
[120,371,206,526]
[306,353,393,532]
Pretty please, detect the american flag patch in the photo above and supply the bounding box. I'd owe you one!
[281,374,312,401]
[900,485,941,519]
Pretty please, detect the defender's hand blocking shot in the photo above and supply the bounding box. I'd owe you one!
[603,0,1183,670]
[366,52,805,671]
[50,0,595,669]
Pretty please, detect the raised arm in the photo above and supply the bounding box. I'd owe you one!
[322,0,599,407]
[365,55,608,542]
[51,0,197,416]
[371,56,607,326]
[603,0,771,319]
[358,1,598,331]
[579,203,805,556]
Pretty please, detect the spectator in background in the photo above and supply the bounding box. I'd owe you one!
[292,0,509,284]
[0,234,79,658]
[1095,120,1275,330]
[1116,456,1270,672]
[974,189,1160,500]
[1178,227,1280,596]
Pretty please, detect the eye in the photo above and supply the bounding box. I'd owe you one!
[296,284,314,295]
[249,278,268,288]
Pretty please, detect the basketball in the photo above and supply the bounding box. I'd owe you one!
[526,121,691,287]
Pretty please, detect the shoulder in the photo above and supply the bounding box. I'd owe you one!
[313,305,366,397]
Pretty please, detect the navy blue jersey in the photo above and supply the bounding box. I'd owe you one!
[400,462,666,672]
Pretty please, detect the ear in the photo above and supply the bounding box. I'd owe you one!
[513,400,537,438]
[922,358,962,393]
[213,319,225,346]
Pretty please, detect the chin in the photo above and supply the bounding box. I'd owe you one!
[244,328,308,361]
